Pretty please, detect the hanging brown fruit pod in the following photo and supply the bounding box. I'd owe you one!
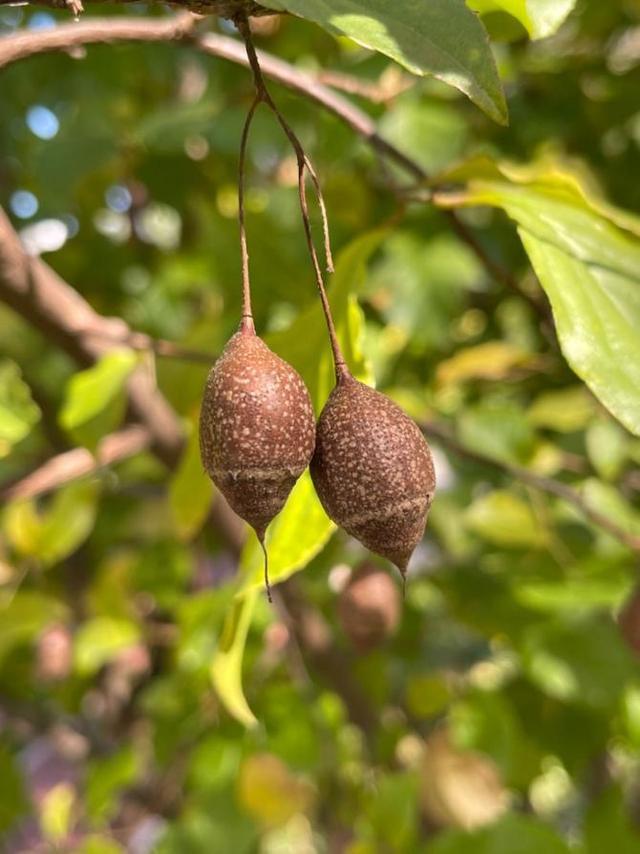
[311,371,436,584]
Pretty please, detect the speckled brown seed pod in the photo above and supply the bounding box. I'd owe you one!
[310,372,435,580]
[338,562,401,653]
[199,325,316,597]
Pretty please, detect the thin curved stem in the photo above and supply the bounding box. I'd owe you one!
[235,13,345,376]
[296,160,347,377]
[238,95,260,333]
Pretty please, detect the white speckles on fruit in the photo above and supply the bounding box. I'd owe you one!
[310,373,436,574]
[199,328,316,537]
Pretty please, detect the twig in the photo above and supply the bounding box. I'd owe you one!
[423,420,640,553]
[237,95,260,331]
[0,425,151,502]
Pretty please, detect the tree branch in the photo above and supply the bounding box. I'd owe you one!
[423,421,640,553]
[0,0,277,16]
[0,425,151,502]
[0,14,537,313]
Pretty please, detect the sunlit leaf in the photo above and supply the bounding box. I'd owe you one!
[465,490,547,548]
[435,159,640,435]
[468,0,577,40]
[267,0,507,124]
[3,479,100,567]
[210,591,259,728]
[0,359,40,458]
[40,782,75,844]
[527,386,594,433]
[437,341,534,386]
[59,350,138,434]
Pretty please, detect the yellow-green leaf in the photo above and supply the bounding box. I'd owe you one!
[266,0,507,124]
[74,616,141,676]
[465,490,547,548]
[210,591,259,728]
[3,479,100,567]
[0,359,40,458]
[59,350,138,433]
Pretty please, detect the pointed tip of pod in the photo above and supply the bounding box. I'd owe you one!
[254,526,272,604]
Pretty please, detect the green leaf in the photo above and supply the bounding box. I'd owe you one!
[527,387,594,433]
[238,471,335,594]
[168,414,214,541]
[59,350,138,435]
[520,229,640,437]
[0,592,68,664]
[458,401,535,464]
[586,420,629,481]
[429,813,571,854]
[0,359,40,458]
[3,479,100,567]
[522,617,636,710]
[585,786,640,854]
[74,616,141,676]
[436,159,640,435]
[465,490,548,548]
[0,743,28,832]
[266,0,507,124]
[210,591,259,728]
[467,0,576,39]
[86,748,138,822]
[514,576,633,614]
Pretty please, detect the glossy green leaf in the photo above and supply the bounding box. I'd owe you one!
[467,0,576,39]
[59,350,138,433]
[74,616,141,676]
[210,591,259,729]
[169,414,214,541]
[0,359,40,458]
[266,0,507,124]
[436,159,640,435]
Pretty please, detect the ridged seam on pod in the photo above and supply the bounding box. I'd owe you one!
[311,371,436,581]
[199,323,316,599]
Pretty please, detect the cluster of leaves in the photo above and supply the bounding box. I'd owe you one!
[1,0,640,851]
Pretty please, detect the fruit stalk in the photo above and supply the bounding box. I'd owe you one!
[235,13,348,380]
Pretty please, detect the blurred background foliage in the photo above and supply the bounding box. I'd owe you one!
[1,0,640,851]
